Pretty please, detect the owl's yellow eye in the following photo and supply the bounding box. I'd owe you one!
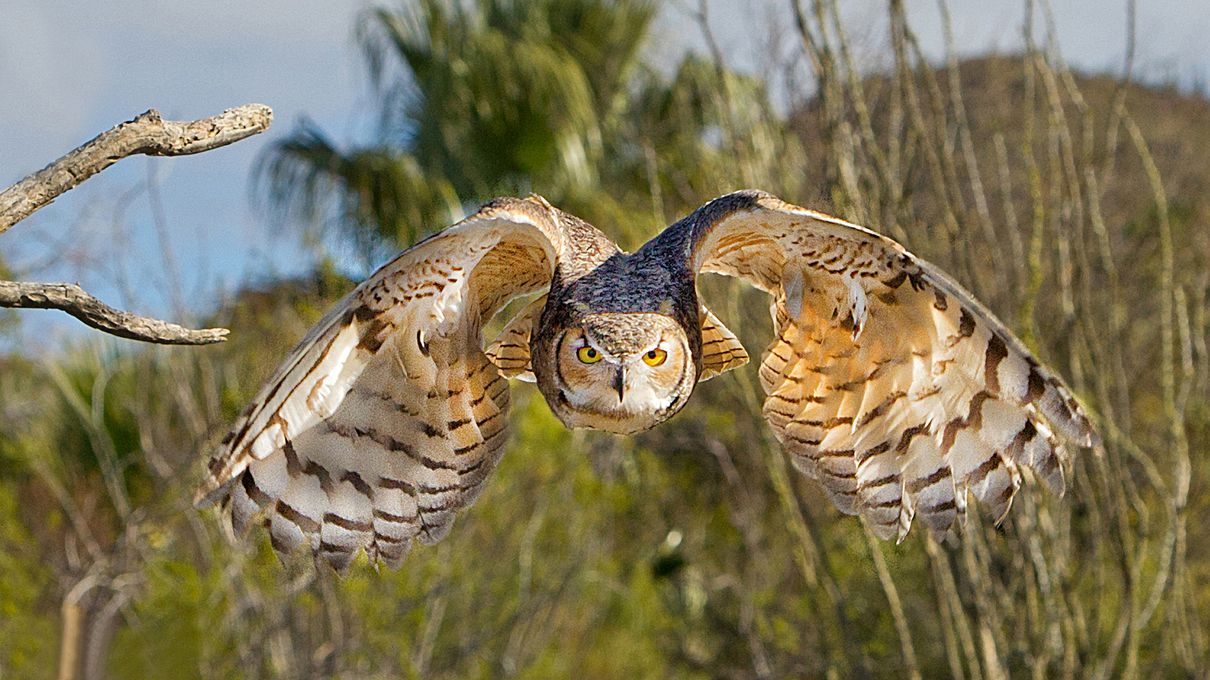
[577,345,602,364]
[642,348,668,366]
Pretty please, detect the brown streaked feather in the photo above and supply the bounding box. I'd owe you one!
[484,294,547,381]
[198,197,564,571]
[698,307,749,381]
[655,190,1098,541]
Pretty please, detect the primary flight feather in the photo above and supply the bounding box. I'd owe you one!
[198,190,1097,571]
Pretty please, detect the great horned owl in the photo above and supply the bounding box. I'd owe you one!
[197,191,1097,571]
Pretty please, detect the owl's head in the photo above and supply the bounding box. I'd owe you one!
[540,312,697,434]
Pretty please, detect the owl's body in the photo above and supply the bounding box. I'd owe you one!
[198,191,1097,572]
[530,218,705,434]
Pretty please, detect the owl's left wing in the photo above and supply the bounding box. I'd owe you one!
[655,190,1097,541]
[196,197,562,571]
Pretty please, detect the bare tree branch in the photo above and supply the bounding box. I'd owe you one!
[0,281,228,345]
[0,104,272,345]
[0,104,272,234]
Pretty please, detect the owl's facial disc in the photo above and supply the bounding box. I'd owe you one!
[550,314,695,434]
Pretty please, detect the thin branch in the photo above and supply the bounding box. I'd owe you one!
[0,104,272,234]
[0,103,271,344]
[0,281,228,345]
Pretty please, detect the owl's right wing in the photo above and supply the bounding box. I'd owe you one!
[196,196,563,571]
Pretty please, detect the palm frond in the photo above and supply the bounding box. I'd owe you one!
[257,120,461,255]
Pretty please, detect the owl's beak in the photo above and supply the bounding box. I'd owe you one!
[613,365,626,402]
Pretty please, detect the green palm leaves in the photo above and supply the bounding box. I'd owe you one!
[263,0,655,250]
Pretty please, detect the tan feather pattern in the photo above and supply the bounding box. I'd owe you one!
[484,294,547,381]
[198,199,560,571]
[698,307,749,380]
[688,191,1096,540]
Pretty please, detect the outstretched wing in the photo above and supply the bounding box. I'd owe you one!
[652,190,1097,541]
[197,196,563,571]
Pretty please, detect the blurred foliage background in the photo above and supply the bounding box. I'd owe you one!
[3,0,1210,678]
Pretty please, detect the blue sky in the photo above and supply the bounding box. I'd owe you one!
[1,0,1206,350]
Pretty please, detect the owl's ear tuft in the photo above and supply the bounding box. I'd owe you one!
[698,307,748,381]
[485,294,546,382]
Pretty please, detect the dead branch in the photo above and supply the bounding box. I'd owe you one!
[0,104,272,345]
[0,281,228,344]
[0,104,272,234]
